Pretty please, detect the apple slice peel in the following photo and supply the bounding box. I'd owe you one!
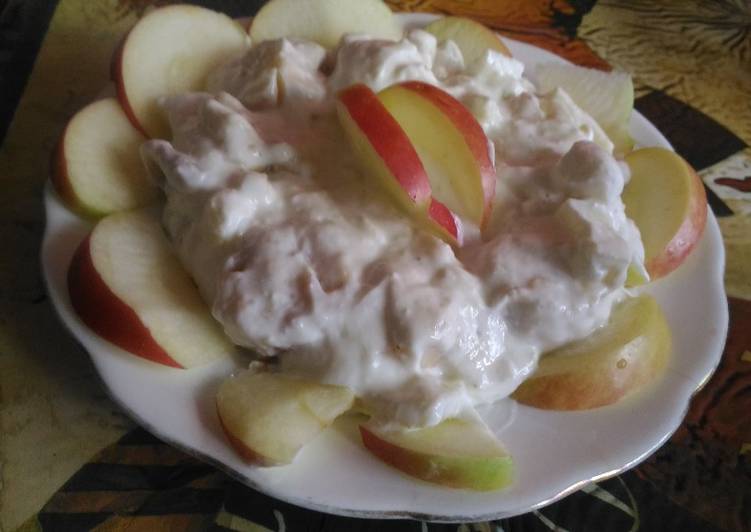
[337,84,432,207]
[114,5,250,138]
[360,418,514,491]
[336,84,461,245]
[68,234,180,368]
[623,147,708,281]
[513,295,671,410]
[378,81,496,227]
[68,210,236,368]
[51,98,158,218]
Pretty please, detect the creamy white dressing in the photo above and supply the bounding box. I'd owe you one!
[141,29,644,428]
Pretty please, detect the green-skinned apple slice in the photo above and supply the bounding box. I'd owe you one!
[249,0,401,49]
[51,98,158,218]
[623,147,707,281]
[534,62,634,156]
[513,295,671,410]
[217,370,355,465]
[68,209,235,368]
[114,4,250,138]
[360,418,513,491]
[336,83,461,245]
[378,81,496,227]
[424,16,512,64]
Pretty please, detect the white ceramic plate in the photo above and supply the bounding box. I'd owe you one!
[41,14,728,522]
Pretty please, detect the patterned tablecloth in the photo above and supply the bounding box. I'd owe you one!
[1,1,749,530]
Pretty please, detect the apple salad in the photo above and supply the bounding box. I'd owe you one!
[54,0,707,491]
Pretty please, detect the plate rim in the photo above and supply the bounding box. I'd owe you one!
[39,14,729,523]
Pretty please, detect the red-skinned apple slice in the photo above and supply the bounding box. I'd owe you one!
[623,147,708,280]
[109,37,125,83]
[336,83,461,245]
[360,418,513,491]
[114,5,250,138]
[428,198,461,244]
[513,295,671,410]
[68,209,235,368]
[378,81,496,227]
[51,98,158,218]
[249,0,401,49]
[424,16,512,64]
[217,370,355,465]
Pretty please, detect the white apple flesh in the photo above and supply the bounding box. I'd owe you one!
[378,81,496,227]
[360,418,513,491]
[114,4,250,138]
[336,83,462,245]
[68,209,236,368]
[250,0,401,49]
[513,295,671,410]
[623,147,708,280]
[51,98,158,218]
[217,370,355,465]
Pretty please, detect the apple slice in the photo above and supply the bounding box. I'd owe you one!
[623,147,708,280]
[378,81,496,227]
[249,0,401,49]
[534,62,634,156]
[360,418,513,491]
[216,370,355,465]
[513,295,671,410]
[114,5,250,138]
[424,16,511,64]
[336,83,461,245]
[428,198,462,244]
[68,209,235,368]
[51,98,158,218]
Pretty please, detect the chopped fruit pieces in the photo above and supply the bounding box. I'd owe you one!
[623,147,708,280]
[360,418,513,491]
[513,295,671,410]
[217,370,355,465]
[68,210,235,368]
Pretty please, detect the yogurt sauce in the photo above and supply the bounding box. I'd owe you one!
[141,29,645,428]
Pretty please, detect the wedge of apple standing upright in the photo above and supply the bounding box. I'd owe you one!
[51,98,158,218]
[424,16,512,63]
[336,83,461,245]
[114,4,250,138]
[378,81,496,227]
[217,370,355,465]
[68,209,235,368]
[513,295,671,410]
[623,147,708,281]
[249,0,401,49]
[360,418,513,491]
